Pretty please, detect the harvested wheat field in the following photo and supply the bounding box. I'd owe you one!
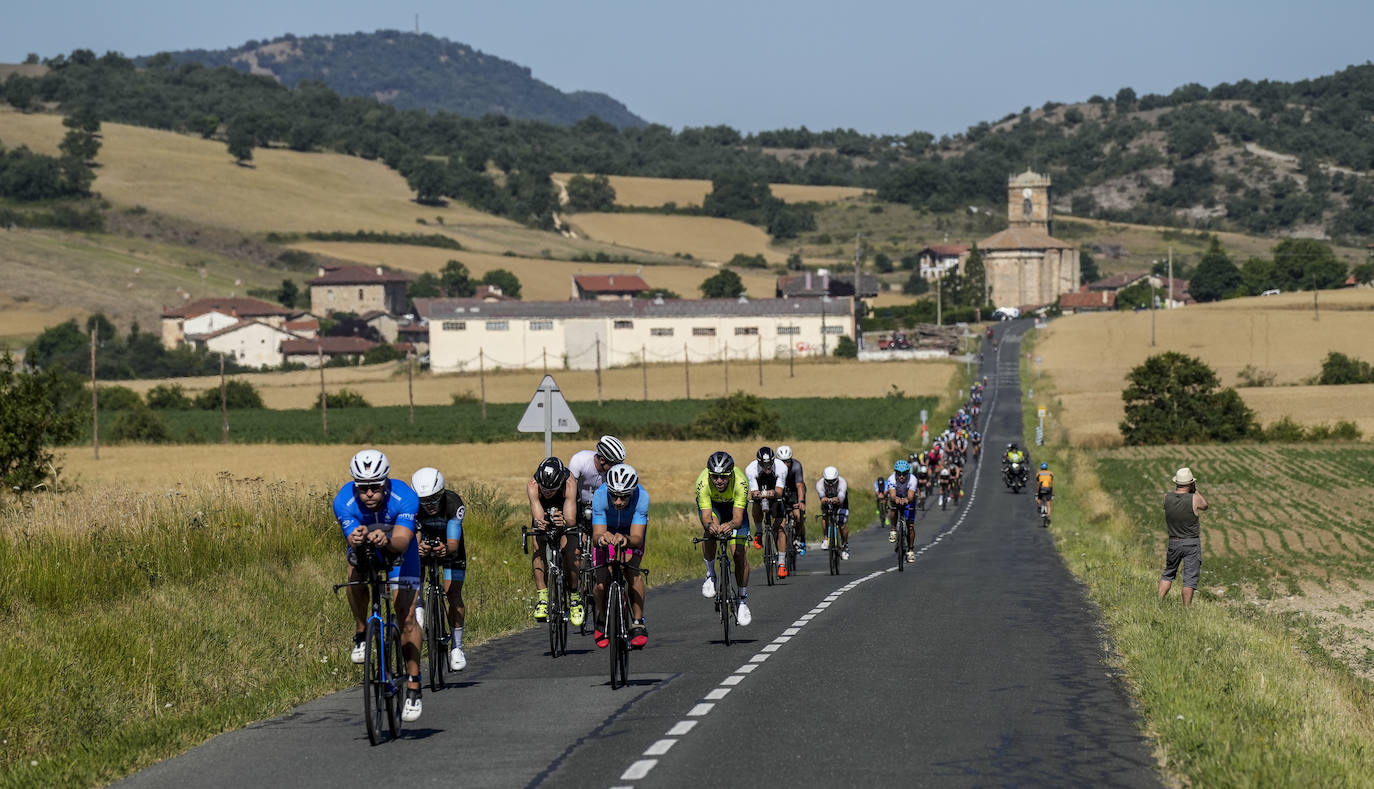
[287,242,778,300]
[120,357,959,409]
[57,440,900,499]
[553,174,869,208]
[1036,292,1374,444]
[566,213,785,265]
[0,109,498,234]
[0,293,86,344]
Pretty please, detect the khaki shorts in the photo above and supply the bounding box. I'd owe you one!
[1161,538,1201,588]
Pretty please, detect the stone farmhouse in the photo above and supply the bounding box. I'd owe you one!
[160,297,297,350]
[307,265,412,316]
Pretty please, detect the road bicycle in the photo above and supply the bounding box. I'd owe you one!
[757,496,780,586]
[332,545,404,745]
[782,503,799,575]
[821,501,842,576]
[1037,492,1051,528]
[596,544,648,690]
[888,501,913,573]
[693,533,738,646]
[575,503,595,636]
[939,479,951,511]
[524,522,575,658]
[418,537,451,692]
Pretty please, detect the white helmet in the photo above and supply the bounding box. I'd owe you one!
[823,466,839,482]
[606,463,639,496]
[411,467,445,499]
[776,445,793,461]
[349,449,390,483]
[596,435,627,463]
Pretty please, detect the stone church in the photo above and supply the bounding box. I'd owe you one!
[974,169,1080,308]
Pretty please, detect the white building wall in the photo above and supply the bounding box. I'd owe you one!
[184,311,238,337]
[201,323,295,369]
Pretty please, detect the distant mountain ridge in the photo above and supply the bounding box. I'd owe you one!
[156,30,647,129]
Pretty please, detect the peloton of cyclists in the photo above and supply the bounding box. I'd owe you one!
[816,466,851,560]
[592,464,651,649]
[696,451,753,626]
[525,457,580,626]
[334,449,425,723]
[412,467,468,672]
[745,446,790,579]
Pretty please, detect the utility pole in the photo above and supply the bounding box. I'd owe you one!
[852,233,862,351]
[318,346,327,437]
[757,333,763,386]
[936,268,943,326]
[90,330,98,459]
[683,343,691,399]
[407,350,415,424]
[594,338,603,406]
[219,353,228,444]
[641,343,648,401]
[788,324,795,377]
[723,344,729,394]
[1167,247,1174,310]
[479,349,487,420]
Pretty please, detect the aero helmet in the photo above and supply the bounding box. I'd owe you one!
[606,463,639,496]
[411,467,445,499]
[596,435,627,463]
[776,445,793,461]
[350,449,390,483]
[534,457,570,490]
[706,451,735,475]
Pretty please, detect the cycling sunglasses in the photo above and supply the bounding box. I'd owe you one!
[355,482,386,493]
[708,473,731,482]
[419,493,444,507]
[609,491,633,502]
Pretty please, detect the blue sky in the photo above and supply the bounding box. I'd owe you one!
[4,0,1371,136]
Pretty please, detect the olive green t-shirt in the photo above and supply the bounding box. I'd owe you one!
[1163,492,1200,539]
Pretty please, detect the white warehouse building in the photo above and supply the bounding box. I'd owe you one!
[427,297,856,372]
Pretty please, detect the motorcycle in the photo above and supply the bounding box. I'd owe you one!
[1004,461,1026,493]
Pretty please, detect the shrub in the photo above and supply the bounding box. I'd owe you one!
[314,389,371,409]
[193,380,264,410]
[0,354,81,493]
[1120,352,1258,444]
[362,344,406,365]
[451,390,479,405]
[833,335,857,358]
[1236,365,1276,388]
[1317,352,1374,385]
[94,385,143,411]
[1261,416,1307,442]
[689,392,782,439]
[108,406,171,444]
[146,383,194,409]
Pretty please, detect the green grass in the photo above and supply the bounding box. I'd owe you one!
[75,395,937,446]
[0,483,716,788]
[1021,327,1374,787]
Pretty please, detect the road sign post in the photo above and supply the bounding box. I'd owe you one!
[517,375,580,458]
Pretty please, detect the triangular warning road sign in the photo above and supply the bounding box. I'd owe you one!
[517,375,579,433]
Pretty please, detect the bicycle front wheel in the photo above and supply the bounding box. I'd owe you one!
[363,619,385,746]
[719,551,733,647]
[896,523,907,572]
[608,582,625,689]
[547,567,565,658]
[784,519,797,573]
[426,581,445,692]
[386,621,404,738]
[763,527,777,586]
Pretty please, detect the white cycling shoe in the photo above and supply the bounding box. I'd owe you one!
[736,601,752,626]
[414,606,425,629]
[701,576,717,599]
[841,549,850,560]
[906,550,916,562]
[350,640,366,664]
[401,690,422,722]
[449,646,467,671]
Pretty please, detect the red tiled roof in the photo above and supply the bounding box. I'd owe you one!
[1060,291,1116,309]
[281,337,380,355]
[919,244,969,257]
[574,274,650,292]
[283,318,319,331]
[161,297,294,319]
[307,266,413,285]
[191,319,298,341]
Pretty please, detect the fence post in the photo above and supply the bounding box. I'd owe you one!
[723,344,729,395]
[407,350,415,425]
[642,343,648,401]
[318,346,328,437]
[219,353,228,444]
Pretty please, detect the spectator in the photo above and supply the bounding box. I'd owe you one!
[1158,467,1209,607]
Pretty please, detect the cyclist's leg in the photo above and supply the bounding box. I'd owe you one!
[626,550,647,620]
[732,510,752,591]
[838,509,850,547]
[391,550,423,682]
[793,501,806,547]
[592,556,610,629]
[905,506,917,550]
[345,548,370,637]
[530,525,549,591]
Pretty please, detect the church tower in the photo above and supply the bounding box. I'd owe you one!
[1007,169,1053,237]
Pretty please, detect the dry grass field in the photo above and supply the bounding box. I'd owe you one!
[1036,291,1374,444]
[56,439,900,499]
[287,241,779,300]
[553,174,869,208]
[0,109,500,234]
[120,357,958,408]
[0,293,86,346]
[565,213,786,264]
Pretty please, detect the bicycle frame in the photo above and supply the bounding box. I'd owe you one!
[594,545,648,689]
[525,523,574,657]
[419,540,449,692]
[693,533,737,646]
[332,548,404,745]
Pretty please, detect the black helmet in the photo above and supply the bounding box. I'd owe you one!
[756,446,774,465]
[534,457,569,490]
[706,451,734,475]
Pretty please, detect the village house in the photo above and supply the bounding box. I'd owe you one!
[774,270,880,299]
[572,274,651,300]
[280,336,380,367]
[916,245,969,281]
[160,297,296,350]
[186,319,302,368]
[307,265,412,316]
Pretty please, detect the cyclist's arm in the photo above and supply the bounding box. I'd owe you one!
[333,486,367,545]
[560,476,578,526]
[526,478,548,527]
[445,504,464,556]
[386,492,419,554]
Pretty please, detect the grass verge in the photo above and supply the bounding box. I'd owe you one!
[1021,325,1374,787]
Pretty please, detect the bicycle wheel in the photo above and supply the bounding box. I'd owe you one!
[607,581,623,688]
[578,537,594,636]
[425,578,445,691]
[363,619,385,746]
[547,565,564,658]
[616,588,630,683]
[762,525,777,586]
[829,523,840,575]
[896,522,906,572]
[719,551,733,647]
[385,620,404,738]
[784,517,797,574]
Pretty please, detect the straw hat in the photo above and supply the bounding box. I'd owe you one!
[1172,467,1196,486]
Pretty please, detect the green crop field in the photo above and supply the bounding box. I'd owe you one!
[77,396,936,446]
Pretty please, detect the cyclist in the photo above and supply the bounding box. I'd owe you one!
[970,430,982,462]
[333,449,424,723]
[592,464,650,649]
[746,446,789,578]
[777,445,808,556]
[525,457,581,626]
[696,451,753,627]
[937,464,952,508]
[816,466,850,560]
[566,436,625,619]
[1036,462,1055,524]
[873,477,888,529]
[412,467,468,672]
[886,459,918,563]
[914,458,932,509]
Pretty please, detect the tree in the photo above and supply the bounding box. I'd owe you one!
[1272,239,1345,291]
[700,269,745,298]
[440,259,476,297]
[193,379,263,410]
[1120,352,1258,444]
[25,320,86,370]
[872,253,893,274]
[564,174,616,212]
[1240,256,1277,296]
[59,130,100,164]
[786,253,805,272]
[146,383,193,410]
[0,353,81,493]
[85,313,117,344]
[833,335,857,358]
[960,245,987,307]
[407,272,441,299]
[406,159,449,205]
[277,279,300,308]
[1079,250,1100,286]
[902,272,930,295]
[1352,263,1374,286]
[1115,279,1160,310]
[689,392,781,439]
[227,125,254,164]
[480,268,522,299]
[1316,352,1374,385]
[1189,237,1242,302]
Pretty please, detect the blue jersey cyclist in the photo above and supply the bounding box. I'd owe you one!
[333,449,425,723]
[591,464,650,649]
[411,467,468,673]
[886,459,918,564]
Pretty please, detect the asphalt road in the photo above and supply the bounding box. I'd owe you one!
[117,321,1161,789]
